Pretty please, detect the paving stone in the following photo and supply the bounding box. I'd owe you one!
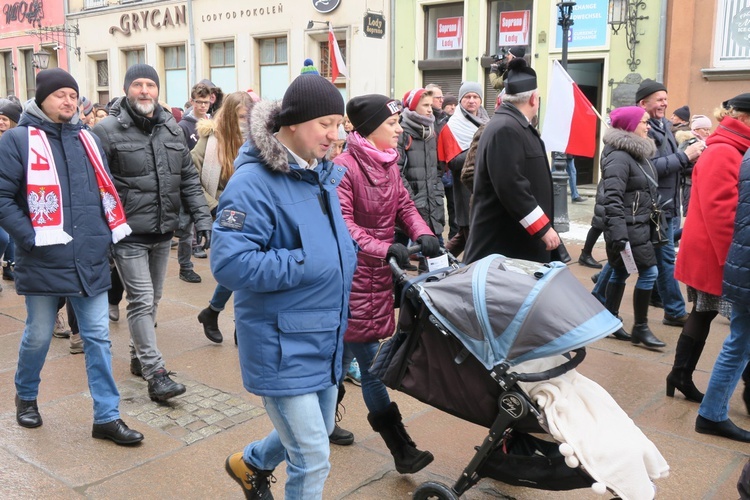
[202,412,224,425]
[198,425,222,437]
[187,420,207,432]
[176,414,198,426]
[183,432,203,445]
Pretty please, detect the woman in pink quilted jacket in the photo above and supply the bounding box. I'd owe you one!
[335,94,441,475]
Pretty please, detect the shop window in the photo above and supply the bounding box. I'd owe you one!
[1,52,14,97]
[164,45,187,109]
[96,60,109,104]
[714,0,750,68]
[209,41,237,94]
[124,49,145,69]
[424,3,464,60]
[487,0,533,59]
[318,39,347,101]
[259,37,288,100]
[21,49,34,99]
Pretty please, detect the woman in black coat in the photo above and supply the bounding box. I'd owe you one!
[598,106,664,349]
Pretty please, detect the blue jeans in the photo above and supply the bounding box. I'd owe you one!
[344,341,391,413]
[698,303,750,422]
[654,217,686,318]
[209,284,233,311]
[566,157,580,200]
[244,384,337,499]
[15,293,120,424]
[592,262,612,304]
[610,265,658,290]
[112,239,171,379]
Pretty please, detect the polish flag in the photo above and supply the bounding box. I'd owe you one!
[328,25,348,83]
[541,60,598,158]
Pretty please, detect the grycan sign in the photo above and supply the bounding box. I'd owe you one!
[498,10,530,46]
[436,16,463,51]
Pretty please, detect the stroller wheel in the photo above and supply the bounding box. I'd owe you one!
[413,481,459,500]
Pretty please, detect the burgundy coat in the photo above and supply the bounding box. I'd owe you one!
[675,116,750,296]
[336,135,432,343]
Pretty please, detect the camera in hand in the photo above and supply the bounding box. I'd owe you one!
[490,46,526,73]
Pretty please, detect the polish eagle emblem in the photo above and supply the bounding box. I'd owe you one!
[28,187,59,224]
[100,190,119,222]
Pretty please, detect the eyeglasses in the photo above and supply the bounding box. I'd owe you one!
[193,100,210,107]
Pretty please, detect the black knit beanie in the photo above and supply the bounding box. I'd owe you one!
[346,94,401,138]
[123,64,160,92]
[276,74,344,127]
[35,68,79,107]
[635,78,667,103]
[0,98,22,124]
[673,105,690,122]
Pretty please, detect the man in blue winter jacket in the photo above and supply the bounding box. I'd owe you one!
[0,68,143,445]
[212,75,357,499]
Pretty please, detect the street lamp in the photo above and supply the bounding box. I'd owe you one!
[32,49,50,70]
[552,1,576,233]
[607,0,648,71]
[306,20,329,29]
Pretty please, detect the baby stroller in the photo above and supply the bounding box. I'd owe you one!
[371,251,622,499]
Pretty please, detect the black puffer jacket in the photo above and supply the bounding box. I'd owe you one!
[724,151,750,305]
[648,117,689,219]
[92,98,211,237]
[597,127,658,271]
[397,109,445,236]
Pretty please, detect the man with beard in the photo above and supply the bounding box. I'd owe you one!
[92,64,212,402]
[464,59,560,264]
[0,68,143,444]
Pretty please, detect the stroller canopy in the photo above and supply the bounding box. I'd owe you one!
[417,254,621,370]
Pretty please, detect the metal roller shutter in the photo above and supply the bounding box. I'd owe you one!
[484,69,500,114]
[422,70,462,102]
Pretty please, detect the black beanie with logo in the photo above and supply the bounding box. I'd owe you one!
[346,94,401,138]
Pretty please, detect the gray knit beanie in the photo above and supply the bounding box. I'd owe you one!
[123,64,160,92]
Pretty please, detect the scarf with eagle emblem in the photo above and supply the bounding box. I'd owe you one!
[27,126,131,246]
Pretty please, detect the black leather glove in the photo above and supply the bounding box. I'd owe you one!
[197,230,212,250]
[386,243,410,268]
[611,239,628,253]
[417,235,441,258]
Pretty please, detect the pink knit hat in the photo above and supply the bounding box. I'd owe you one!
[610,106,647,133]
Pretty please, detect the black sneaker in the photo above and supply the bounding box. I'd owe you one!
[179,269,202,283]
[130,357,143,378]
[225,452,275,500]
[147,369,186,402]
[329,424,354,446]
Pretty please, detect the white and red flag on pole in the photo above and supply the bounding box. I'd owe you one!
[328,25,348,83]
[541,60,597,158]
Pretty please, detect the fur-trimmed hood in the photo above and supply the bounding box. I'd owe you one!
[196,117,217,138]
[242,99,290,173]
[603,127,656,160]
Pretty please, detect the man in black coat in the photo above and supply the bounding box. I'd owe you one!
[636,79,704,326]
[464,59,560,264]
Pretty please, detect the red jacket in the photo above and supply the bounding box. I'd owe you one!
[336,133,432,343]
[675,116,750,295]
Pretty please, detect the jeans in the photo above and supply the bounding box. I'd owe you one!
[566,157,580,200]
[15,293,120,424]
[698,303,750,422]
[112,239,171,379]
[592,262,612,304]
[654,217,687,318]
[209,284,233,311]
[344,341,391,413]
[244,384,337,499]
[176,209,195,271]
[610,264,658,290]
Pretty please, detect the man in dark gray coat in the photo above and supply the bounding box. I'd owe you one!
[636,79,704,326]
[0,68,143,445]
[93,64,212,402]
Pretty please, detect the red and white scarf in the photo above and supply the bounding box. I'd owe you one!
[27,126,131,246]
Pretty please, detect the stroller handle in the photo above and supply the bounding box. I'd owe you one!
[388,244,423,283]
[514,348,586,383]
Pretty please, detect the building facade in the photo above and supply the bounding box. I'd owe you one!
[0,0,70,100]
[66,0,392,107]
[664,0,750,120]
[394,0,664,183]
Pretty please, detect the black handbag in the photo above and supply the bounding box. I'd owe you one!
[635,160,670,247]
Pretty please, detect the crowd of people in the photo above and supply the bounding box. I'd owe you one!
[1,57,750,499]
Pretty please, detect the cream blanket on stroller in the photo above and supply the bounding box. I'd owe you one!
[516,355,669,500]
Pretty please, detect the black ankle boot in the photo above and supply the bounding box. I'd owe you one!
[631,288,665,349]
[198,307,223,343]
[696,415,750,442]
[15,394,42,428]
[605,283,630,341]
[330,384,354,446]
[578,251,603,269]
[742,363,750,415]
[666,333,705,402]
[368,402,434,474]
